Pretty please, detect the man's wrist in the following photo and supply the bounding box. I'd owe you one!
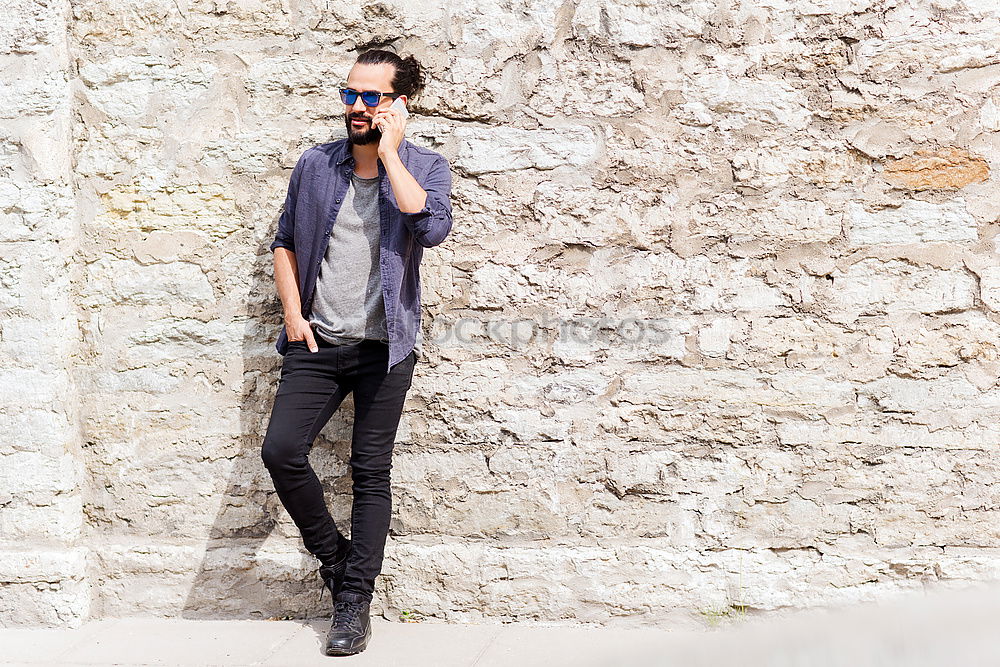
[378,149,402,165]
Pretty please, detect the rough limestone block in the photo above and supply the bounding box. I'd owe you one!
[827,259,976,322]
[0,548,90,628]
[847,199,979,245]
[978,265,1000,312]
[81,258,215,307]
[0,496,83,544]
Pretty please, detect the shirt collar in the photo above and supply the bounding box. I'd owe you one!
[335,137,407,164]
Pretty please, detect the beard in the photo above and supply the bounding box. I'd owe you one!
[346,112,381,145]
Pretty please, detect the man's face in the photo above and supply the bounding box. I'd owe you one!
[344,63,400,146]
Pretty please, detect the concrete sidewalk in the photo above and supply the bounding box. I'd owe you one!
[0,616,696,666]
[3,581,1000,666]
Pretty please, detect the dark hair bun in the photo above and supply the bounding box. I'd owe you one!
[356,49,425,100]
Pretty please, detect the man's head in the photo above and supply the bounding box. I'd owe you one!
[344,49,425,146]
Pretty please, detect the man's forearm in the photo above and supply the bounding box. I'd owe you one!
[273,248,303,319]
[381,152,428,213]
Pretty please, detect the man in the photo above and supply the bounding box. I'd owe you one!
[260,49,453,656]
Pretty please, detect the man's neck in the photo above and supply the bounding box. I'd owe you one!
[351,143,380,173]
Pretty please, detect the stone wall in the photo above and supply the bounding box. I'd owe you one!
[3,0,1000,628]
[1,0,88,625]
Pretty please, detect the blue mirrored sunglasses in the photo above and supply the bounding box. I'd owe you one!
[339,87,402,107]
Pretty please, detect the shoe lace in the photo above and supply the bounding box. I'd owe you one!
[333,600,365,629]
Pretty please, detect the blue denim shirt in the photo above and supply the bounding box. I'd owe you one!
[269,137,453,373]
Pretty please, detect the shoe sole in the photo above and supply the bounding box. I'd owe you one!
[325,624,372,655]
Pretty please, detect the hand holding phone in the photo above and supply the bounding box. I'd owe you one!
[375,97,408,131]
[389,96,409,119]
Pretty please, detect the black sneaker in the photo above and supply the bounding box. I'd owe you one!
[317,537,351,604]
[325,597,372,656]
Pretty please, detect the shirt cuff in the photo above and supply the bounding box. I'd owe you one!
[401,201,433,219]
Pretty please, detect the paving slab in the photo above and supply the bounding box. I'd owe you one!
[0,619,120,663]
[261,618,502,666]
[472,622,695,667]
[2,618,299,666]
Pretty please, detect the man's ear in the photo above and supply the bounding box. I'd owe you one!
[400,95,408,107]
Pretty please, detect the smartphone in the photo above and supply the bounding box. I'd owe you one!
[389,96,409,119]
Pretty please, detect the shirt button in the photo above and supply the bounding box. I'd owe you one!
[335,199,341,203]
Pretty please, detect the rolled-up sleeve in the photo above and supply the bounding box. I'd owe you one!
[269,153,306,253]
[400,155,453,248]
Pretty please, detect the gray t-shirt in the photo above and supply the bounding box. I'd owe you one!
[308,172,423,360]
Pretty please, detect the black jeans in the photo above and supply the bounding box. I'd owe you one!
[261,335,416,604]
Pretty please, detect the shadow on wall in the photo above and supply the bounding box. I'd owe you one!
[178,217,356,621]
